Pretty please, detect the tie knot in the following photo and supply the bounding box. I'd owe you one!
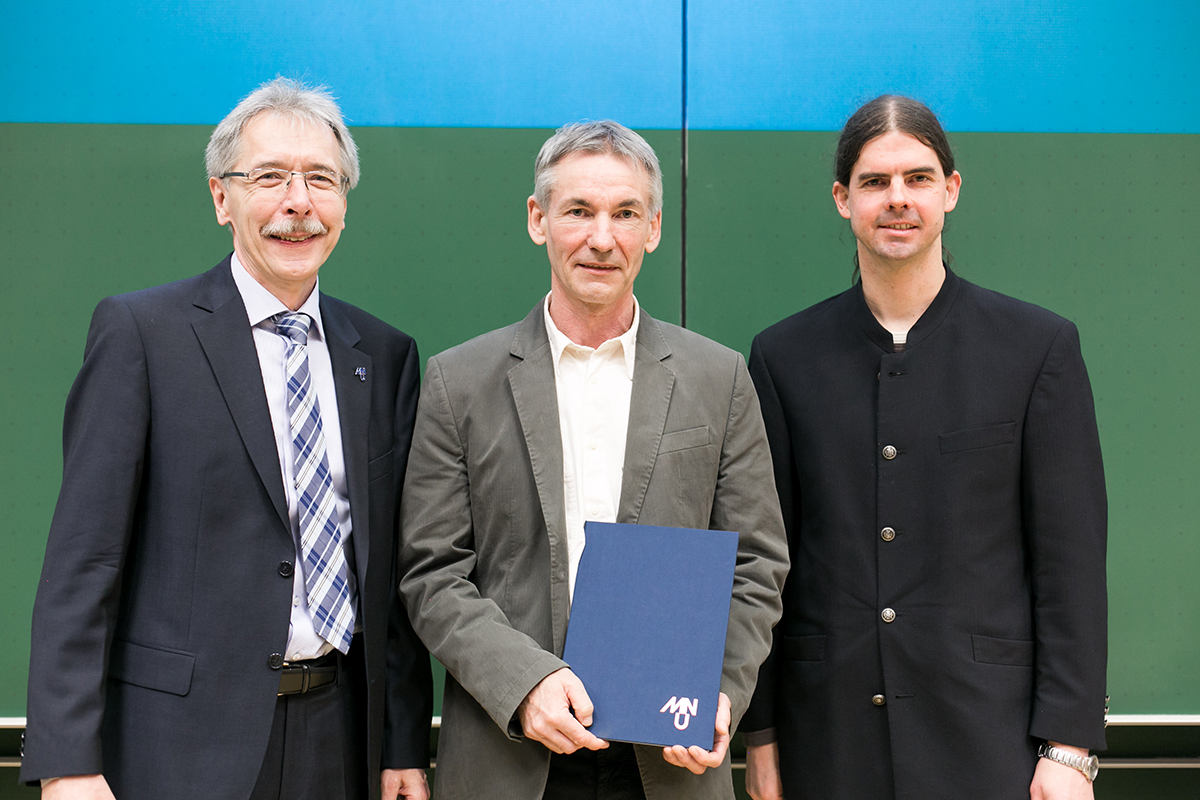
[274,312,311,345]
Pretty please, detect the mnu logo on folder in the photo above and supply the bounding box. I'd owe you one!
[659,696,699,730]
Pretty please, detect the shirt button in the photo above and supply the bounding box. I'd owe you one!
[293,595,301,607]
[590,375,599,385]
[589,439,599,450]
[880,527,896,542]
[268,653,284,670]
[881,608,896,623]
[872,694,887,706]
[882,445,897,460]
[588,506,600,516]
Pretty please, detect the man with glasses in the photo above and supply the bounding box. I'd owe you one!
[21,78,432,800]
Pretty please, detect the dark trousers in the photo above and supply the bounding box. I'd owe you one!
[543,742,647,800]
[249,646,368,800]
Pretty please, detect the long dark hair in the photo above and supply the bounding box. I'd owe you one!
[834,95,955,187]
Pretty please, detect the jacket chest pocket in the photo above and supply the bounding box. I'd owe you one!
[655,427,716,524]
[939,422,1016,454]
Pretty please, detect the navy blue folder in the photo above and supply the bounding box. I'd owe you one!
[562,521,739,749]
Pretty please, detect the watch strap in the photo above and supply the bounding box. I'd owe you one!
[1038,743,1099,783]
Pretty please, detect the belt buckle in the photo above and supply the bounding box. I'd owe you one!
[277,661,313,696]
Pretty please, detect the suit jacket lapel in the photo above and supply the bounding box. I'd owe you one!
[619,311,675,523]
[322,298,372,583]
[191,259,290,534]
[506,302,571,654]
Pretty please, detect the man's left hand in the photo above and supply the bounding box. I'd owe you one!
[1030,743,1094,800]
[381,767,430,800]
[662,692,731,774]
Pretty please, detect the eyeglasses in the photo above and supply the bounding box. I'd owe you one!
[220,168,348,196]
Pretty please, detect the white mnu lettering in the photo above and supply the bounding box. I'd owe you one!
[659,696,699,730]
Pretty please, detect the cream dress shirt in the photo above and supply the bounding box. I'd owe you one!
[543,295,639,602]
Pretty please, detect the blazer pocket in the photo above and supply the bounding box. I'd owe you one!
[109,639,196,696]
[972,634,1034,667]
[367,448,394,483]
[939,422,1016,454]
[781,634,826,662]
[659,426,711,454]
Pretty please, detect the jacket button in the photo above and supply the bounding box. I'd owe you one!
[881,608,896,623]
[268,653,284,670]
[872,694,887,706]
[880,527,896,541]
[278,561,294,577]
[882,445,897,460]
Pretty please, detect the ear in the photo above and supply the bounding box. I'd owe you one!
[643,208,663,254]
[527,195,548,245]
[832,182,852,220]
[209,176,233,227]
[943,170,962,213]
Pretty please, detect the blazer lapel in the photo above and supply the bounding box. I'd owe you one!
[618,311,675,523]
[191,259,290,535]
[506,302,571,654]
[322,298,372,583]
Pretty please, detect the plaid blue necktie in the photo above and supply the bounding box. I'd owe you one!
[274,312,356,654]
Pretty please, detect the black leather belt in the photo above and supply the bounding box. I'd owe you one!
[277,652,338,696]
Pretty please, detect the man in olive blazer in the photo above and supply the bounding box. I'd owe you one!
[398,122,788,800]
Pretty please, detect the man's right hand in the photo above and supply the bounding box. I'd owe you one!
[517,667,609,754]
[41,774,116,800]
[745,742,784,800]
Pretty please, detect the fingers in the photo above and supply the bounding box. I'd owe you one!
[661,692,733,775]
[563,675,595,728]
[517,668,609,754]
[382,768,429,800]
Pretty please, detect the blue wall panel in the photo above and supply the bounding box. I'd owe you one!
[687,0,1199,133]
[5,1,1196,132]
[3,0,683,128]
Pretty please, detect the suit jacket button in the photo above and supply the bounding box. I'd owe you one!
[880,527,896,542]
[268,653,284,670]
[881,608,896,623]
[872,694,886,706]
[278,561,294,577]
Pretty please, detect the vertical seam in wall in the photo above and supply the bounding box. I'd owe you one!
[680,0,689,329]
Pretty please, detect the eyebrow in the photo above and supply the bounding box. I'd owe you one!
[253,159,341,173]
[856,166,938,181]
[561,197,646,210]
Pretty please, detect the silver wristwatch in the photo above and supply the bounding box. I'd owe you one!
[1038,743,1099,782]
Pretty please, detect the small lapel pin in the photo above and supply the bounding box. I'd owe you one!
[355,366,367,382]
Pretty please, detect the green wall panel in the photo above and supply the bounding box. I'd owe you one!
[1,121,1196,774]
[0,123,681,719]
[687,129,1200,715]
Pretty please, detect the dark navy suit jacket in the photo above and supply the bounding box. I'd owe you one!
[22,257,431,800]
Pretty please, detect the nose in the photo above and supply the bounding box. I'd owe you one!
[282,173,315,214]
[885,181,910,210]
[587,216,615,252]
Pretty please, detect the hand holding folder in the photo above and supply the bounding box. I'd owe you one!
[517,667,608,755]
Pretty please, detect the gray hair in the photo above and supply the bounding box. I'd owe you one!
[205,77,360,190]
[533,120,663,216]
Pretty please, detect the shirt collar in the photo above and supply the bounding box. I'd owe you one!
[543,292,640,380]
[230,252,325,341]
